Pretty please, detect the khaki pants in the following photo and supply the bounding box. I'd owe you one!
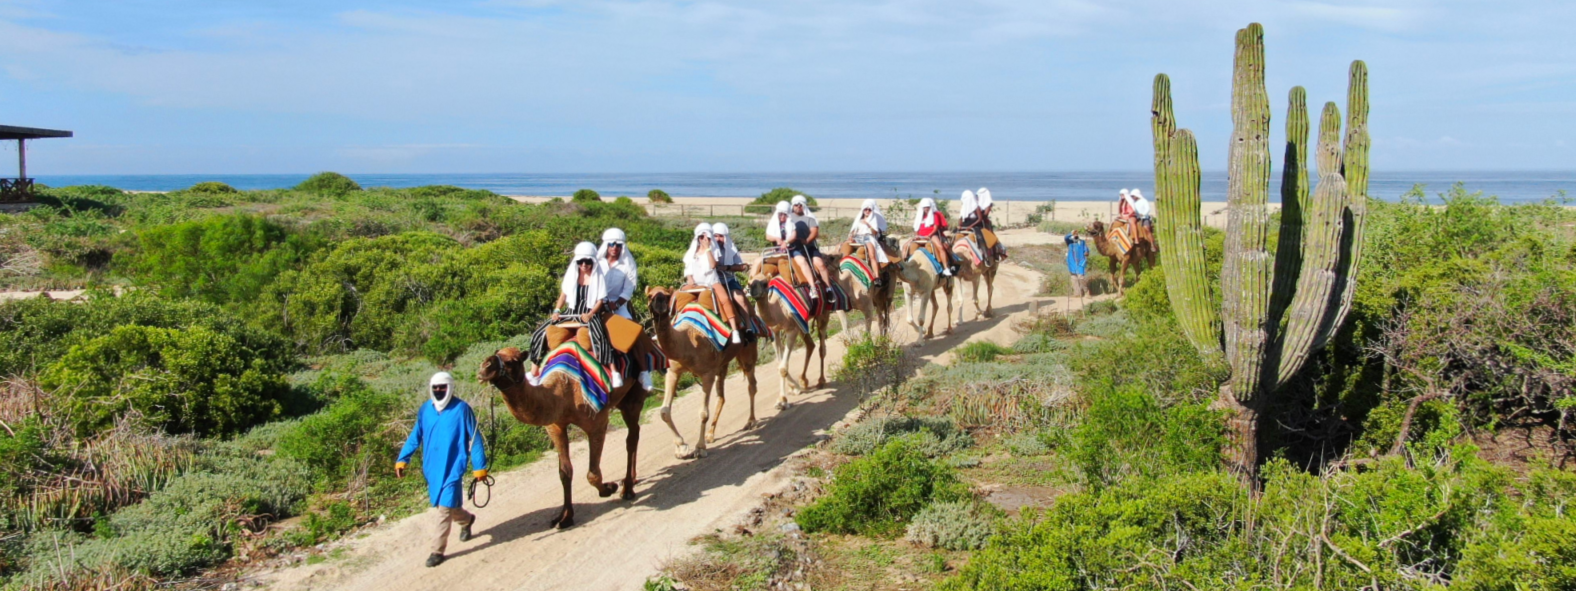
[1069,274,1088,297]
[431,506,474,554]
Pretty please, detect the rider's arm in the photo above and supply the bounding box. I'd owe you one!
[807,225,820,243]
[551,292,567,318]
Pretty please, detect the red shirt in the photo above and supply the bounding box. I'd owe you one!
[917,212,948,237]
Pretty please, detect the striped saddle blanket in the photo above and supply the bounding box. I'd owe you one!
[839,255,875,289]
[528,341,613,413]
[672,303,774,351]
[1108,223,1134,255]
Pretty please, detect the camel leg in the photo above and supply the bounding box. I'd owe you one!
[584,418,619,498]
[903,281,918,332]
[690,374,714,458]
[971,275,984,318]
[658,369,694,460]
[707,373,726,444]
[776,337,802,401]
[815,318,828,388]
[617,396,641,500]
[837,310,854,340]
[984,272,996,318]
[798,332,815,389]
[741,349,761,430]
[944,282,956,335]
[547,424,575,529]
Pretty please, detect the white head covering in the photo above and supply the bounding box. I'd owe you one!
[1129,189,1143,200]
[429,371,455,412]
[976,188,993,209]
[597,227,637,283]
[914,197,938,232]
[860,198,879,215]
[560,241,606,311]
[960,190,978,217]
[857,198,887,235]
[791,195,809,209]
[684,223,714,266]
[1119,188,1131,200]
[767,202,791,242]
[711,222,742,265]
[684,223,720,283]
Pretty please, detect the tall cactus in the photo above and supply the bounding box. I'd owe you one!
[1152,24,1369,484]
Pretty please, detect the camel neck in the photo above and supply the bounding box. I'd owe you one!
[495,380,554,424]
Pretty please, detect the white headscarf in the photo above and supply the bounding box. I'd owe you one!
[597,227,637,288]
[560,241,606,311]
[712,222,743,266]
[1119,188,1131,201]
[766,201,791,242]
[684,223,715,267]
[429,371,455,413]
[684,223,718,283]
[976,188,993,209]
[960,190,978,218]
[791,194,809,209]
[1129,189,1152,217]
[857,199,887,235]
[914,197,938,232]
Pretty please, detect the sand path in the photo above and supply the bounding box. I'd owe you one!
[257,228,1094,591]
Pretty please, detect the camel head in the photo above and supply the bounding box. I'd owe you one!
[645,286,674,320]
[1086,220,1106,235]
[478,347,527,387]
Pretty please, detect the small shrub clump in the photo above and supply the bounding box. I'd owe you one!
[954,341,1012,363]
[572,188,601,202]
[798,437,971,537]
[745,188,815,213]
[831,416,972,458]
[185,181,238,194]
[294,172,362,195]
[833,333,909,396]
[647,189,673,203]
[905,500,997,551]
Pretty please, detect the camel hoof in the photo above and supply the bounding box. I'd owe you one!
[743,419,758,431]
[675,444,693,459]
[693,447,709,459]
[620,486,638,501]
[550,514,575,530]
[983,309,995,319]
[705,432,717,444]
[775,398,790,411]
[817,379,827,388]
[597,483,619,498]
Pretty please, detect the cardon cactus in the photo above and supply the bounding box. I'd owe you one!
[1150,23,1369,483]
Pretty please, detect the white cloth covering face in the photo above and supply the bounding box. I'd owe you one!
[429,371,455,413]
[683,223,720,286]
[913,198,939,233]
[560,241,606,313]
[960,190,979,219]
[597,228,637,318]
[975,188,993,210]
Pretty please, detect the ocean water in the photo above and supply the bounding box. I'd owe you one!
[32,171,1576,204]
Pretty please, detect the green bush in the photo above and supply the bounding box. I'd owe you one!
[797,437,971,536]
[284,501,359,546]
[275,374,402,487]
[294,172,361,195]
[1068,384,1223,489]
[904,500,997,551]
[186,181,238,194]
[833,333,908,395]
[572,188,601,202]
[41,324,296,438]
[831,416,972,458]
[954,341,1012,363]
[125,214,320,305]
[647,189,673,203]
[745,188,816,214]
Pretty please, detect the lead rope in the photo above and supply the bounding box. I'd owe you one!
[468,474,495,508]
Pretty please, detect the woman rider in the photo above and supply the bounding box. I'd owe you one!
[597,227,657,390]
[786,195,834,300]
[765,201,791,250]
[910,197,954,277]
[683,223,744,345]
[528,241,621,387]
[847,198,890,287]
[957,189,990,267]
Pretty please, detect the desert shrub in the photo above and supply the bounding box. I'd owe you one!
[1023,202,1057,227]
[833,333,908,396]
[1067,384,1222,489]
[647,189,673,203]
[1073,309,1133,338]
[294,172,361,195]
[926,357,1075,430]
[275,374,402,488]
[1082,299,1118,316]
[186,181,238,194]
[905,500,997,551]
[1067,317,1227,403]
[283,501,359,546]
[661,532,802,591]
[125,214,321,305]
[572,188,601,202]
[1002,431,1051,456]
[40,324,296,438]
[954,341,1011,363]
[0,419,199,534]
[831,416,972,458]
[745,188,816,214]
[797,437,971,536]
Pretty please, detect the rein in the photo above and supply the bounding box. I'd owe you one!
[468,473,496,508]
[490,354,518,387]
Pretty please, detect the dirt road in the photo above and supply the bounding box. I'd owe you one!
[258,229,1083,591]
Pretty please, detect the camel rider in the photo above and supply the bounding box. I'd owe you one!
[764,201,791,251]
[710,223,755,339]
[1128,189,1154,244]
[528,242,622,388]
[910,197,954,276]
[597,228,656,390]
[787,195,835,300]
[395,372,488,568]
[683,224,745,344]
[958,189,989,267]
[976,187,1007,261]
[847,198,890,287]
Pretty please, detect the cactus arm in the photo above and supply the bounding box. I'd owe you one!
[1268,86,1309,333]
[1275,103,1348,387]
[1222,24,1274,400]
[1161,129,1222,354]
[1317,60,1370,350]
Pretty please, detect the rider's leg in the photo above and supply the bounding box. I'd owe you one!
[812,255,833,289]
[710,283,743,344]
[792,254,819,296]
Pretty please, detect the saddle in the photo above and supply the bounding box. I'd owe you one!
[1108,223,1135,255]
[759,252,803,286]
[605,314,643,353]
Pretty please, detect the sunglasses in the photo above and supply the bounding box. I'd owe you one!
[577,259,595,266]
[431,385,449,392]
[608,241,625,248]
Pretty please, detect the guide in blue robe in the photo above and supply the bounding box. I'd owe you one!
[397,396,488,508]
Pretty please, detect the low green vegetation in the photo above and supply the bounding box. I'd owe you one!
[572,188,601,202]
[647,189,673,203]
[797,437,972,537]
[745,187,816,213]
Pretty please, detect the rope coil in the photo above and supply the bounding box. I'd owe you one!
[468,474,495,508]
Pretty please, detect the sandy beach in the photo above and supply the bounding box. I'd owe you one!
[505,195,1260,229]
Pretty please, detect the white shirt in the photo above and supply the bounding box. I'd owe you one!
[1131,195,1153,218]
[684,246,720,286]
[766,215,791,243]
[600,266,633,318]
[852,212,885,239]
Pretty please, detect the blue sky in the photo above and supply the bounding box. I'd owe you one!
[1,0,1572,174]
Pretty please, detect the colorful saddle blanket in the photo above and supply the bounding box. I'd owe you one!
[1108,223,1134,255]
[528,341,613,413]
[839,255,875,289]
[953,237,985,266]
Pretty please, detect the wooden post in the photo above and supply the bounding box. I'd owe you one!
[17,140,25,181]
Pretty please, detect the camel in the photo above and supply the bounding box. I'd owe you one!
[1086,219,1156,295]
[893,244,955,340]
[832,252,896,338]
[950,237,1000,322]
[477,346,648,529]
[644,286,762,460]
[747,258,833,397]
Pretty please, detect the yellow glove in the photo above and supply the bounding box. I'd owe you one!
[394,462,407,477]
[473,469,489,480]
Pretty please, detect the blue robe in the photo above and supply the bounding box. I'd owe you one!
[1065,235,1089,276]
[397,398,488,508]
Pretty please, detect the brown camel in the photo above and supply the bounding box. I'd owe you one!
[747,258,832,396]
[1086,219,1156,295]
[832,251,896,337]
[950,238,1000,322]
[893,242,955,340]
[644,286,762,460]
[477,347,648,529]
